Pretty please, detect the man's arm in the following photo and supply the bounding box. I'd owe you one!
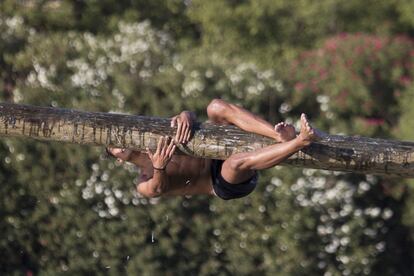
[136,169,170,198]
[106,110,195,163]
[137,136,176,198]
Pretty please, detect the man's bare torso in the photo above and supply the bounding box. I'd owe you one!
[138,154,215,196]
[108,99,318,199]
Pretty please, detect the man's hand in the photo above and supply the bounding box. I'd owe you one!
[171,111,195,144]
[147,136,176,170]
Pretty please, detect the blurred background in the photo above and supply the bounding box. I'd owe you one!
[1,0,414,275]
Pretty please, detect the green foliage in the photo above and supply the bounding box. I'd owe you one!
[397,84,414,242]
[286,34,414,136]
[0,0,196,38]
[188,0,412,67]
[396,83,414,141]
[165,51,287,122]
[1,1,414,275]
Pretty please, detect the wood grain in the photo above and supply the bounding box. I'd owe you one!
[1,103,413,178]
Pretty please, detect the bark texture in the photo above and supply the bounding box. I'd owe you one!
[0,103,413,178]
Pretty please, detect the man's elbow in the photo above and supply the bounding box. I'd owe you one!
[136,186,164,198]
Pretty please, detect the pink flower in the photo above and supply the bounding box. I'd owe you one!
[399,76,412,86]
[364,67,372,78]
[364,117,385,126]
[373,39,383,50]
[326,39,337,51]
[339,33,348,39]
[319,69,328,79]
[355,46,363,55]
[294,82,305,91]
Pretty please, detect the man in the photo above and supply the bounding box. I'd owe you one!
[107,99,319,200]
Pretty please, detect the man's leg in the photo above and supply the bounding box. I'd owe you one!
[207,99,295,142]
[220,114,318,184]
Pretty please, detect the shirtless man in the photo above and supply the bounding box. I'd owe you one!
[107,99,319,200]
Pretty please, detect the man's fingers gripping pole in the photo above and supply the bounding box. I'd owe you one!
[185,125,192,142]
[157,136,165,155]
[146,147,153,160]
[184,124,191,143]
[171,116,178,128]
[161,136,170,156]
[175,118,182,143]
[167,139,176,158]
[179,123,187,143]
[147,136,163,159]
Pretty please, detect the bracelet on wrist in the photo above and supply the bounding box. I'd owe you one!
[153,166,166,171]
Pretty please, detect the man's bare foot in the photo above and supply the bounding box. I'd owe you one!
[298,113,320,145]
[274,122,296,142]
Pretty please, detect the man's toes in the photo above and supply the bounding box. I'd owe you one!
[301,114,309,125]
[275,123,284,131]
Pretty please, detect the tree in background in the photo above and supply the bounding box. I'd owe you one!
[1,0,414,275]
[286,33,414,136]
[187,0,414,67]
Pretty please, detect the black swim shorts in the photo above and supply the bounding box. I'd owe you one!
[210,159,258,200]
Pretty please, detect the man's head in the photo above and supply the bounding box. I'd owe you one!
[106,147,133,163]
[106,147,151,166]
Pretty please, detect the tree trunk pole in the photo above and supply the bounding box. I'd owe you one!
[0,103,413,178]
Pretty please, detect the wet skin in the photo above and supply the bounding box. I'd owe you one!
[108,99,319,198]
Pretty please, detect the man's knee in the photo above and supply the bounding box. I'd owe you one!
[207,99,230,120]
[225,154,252,172]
